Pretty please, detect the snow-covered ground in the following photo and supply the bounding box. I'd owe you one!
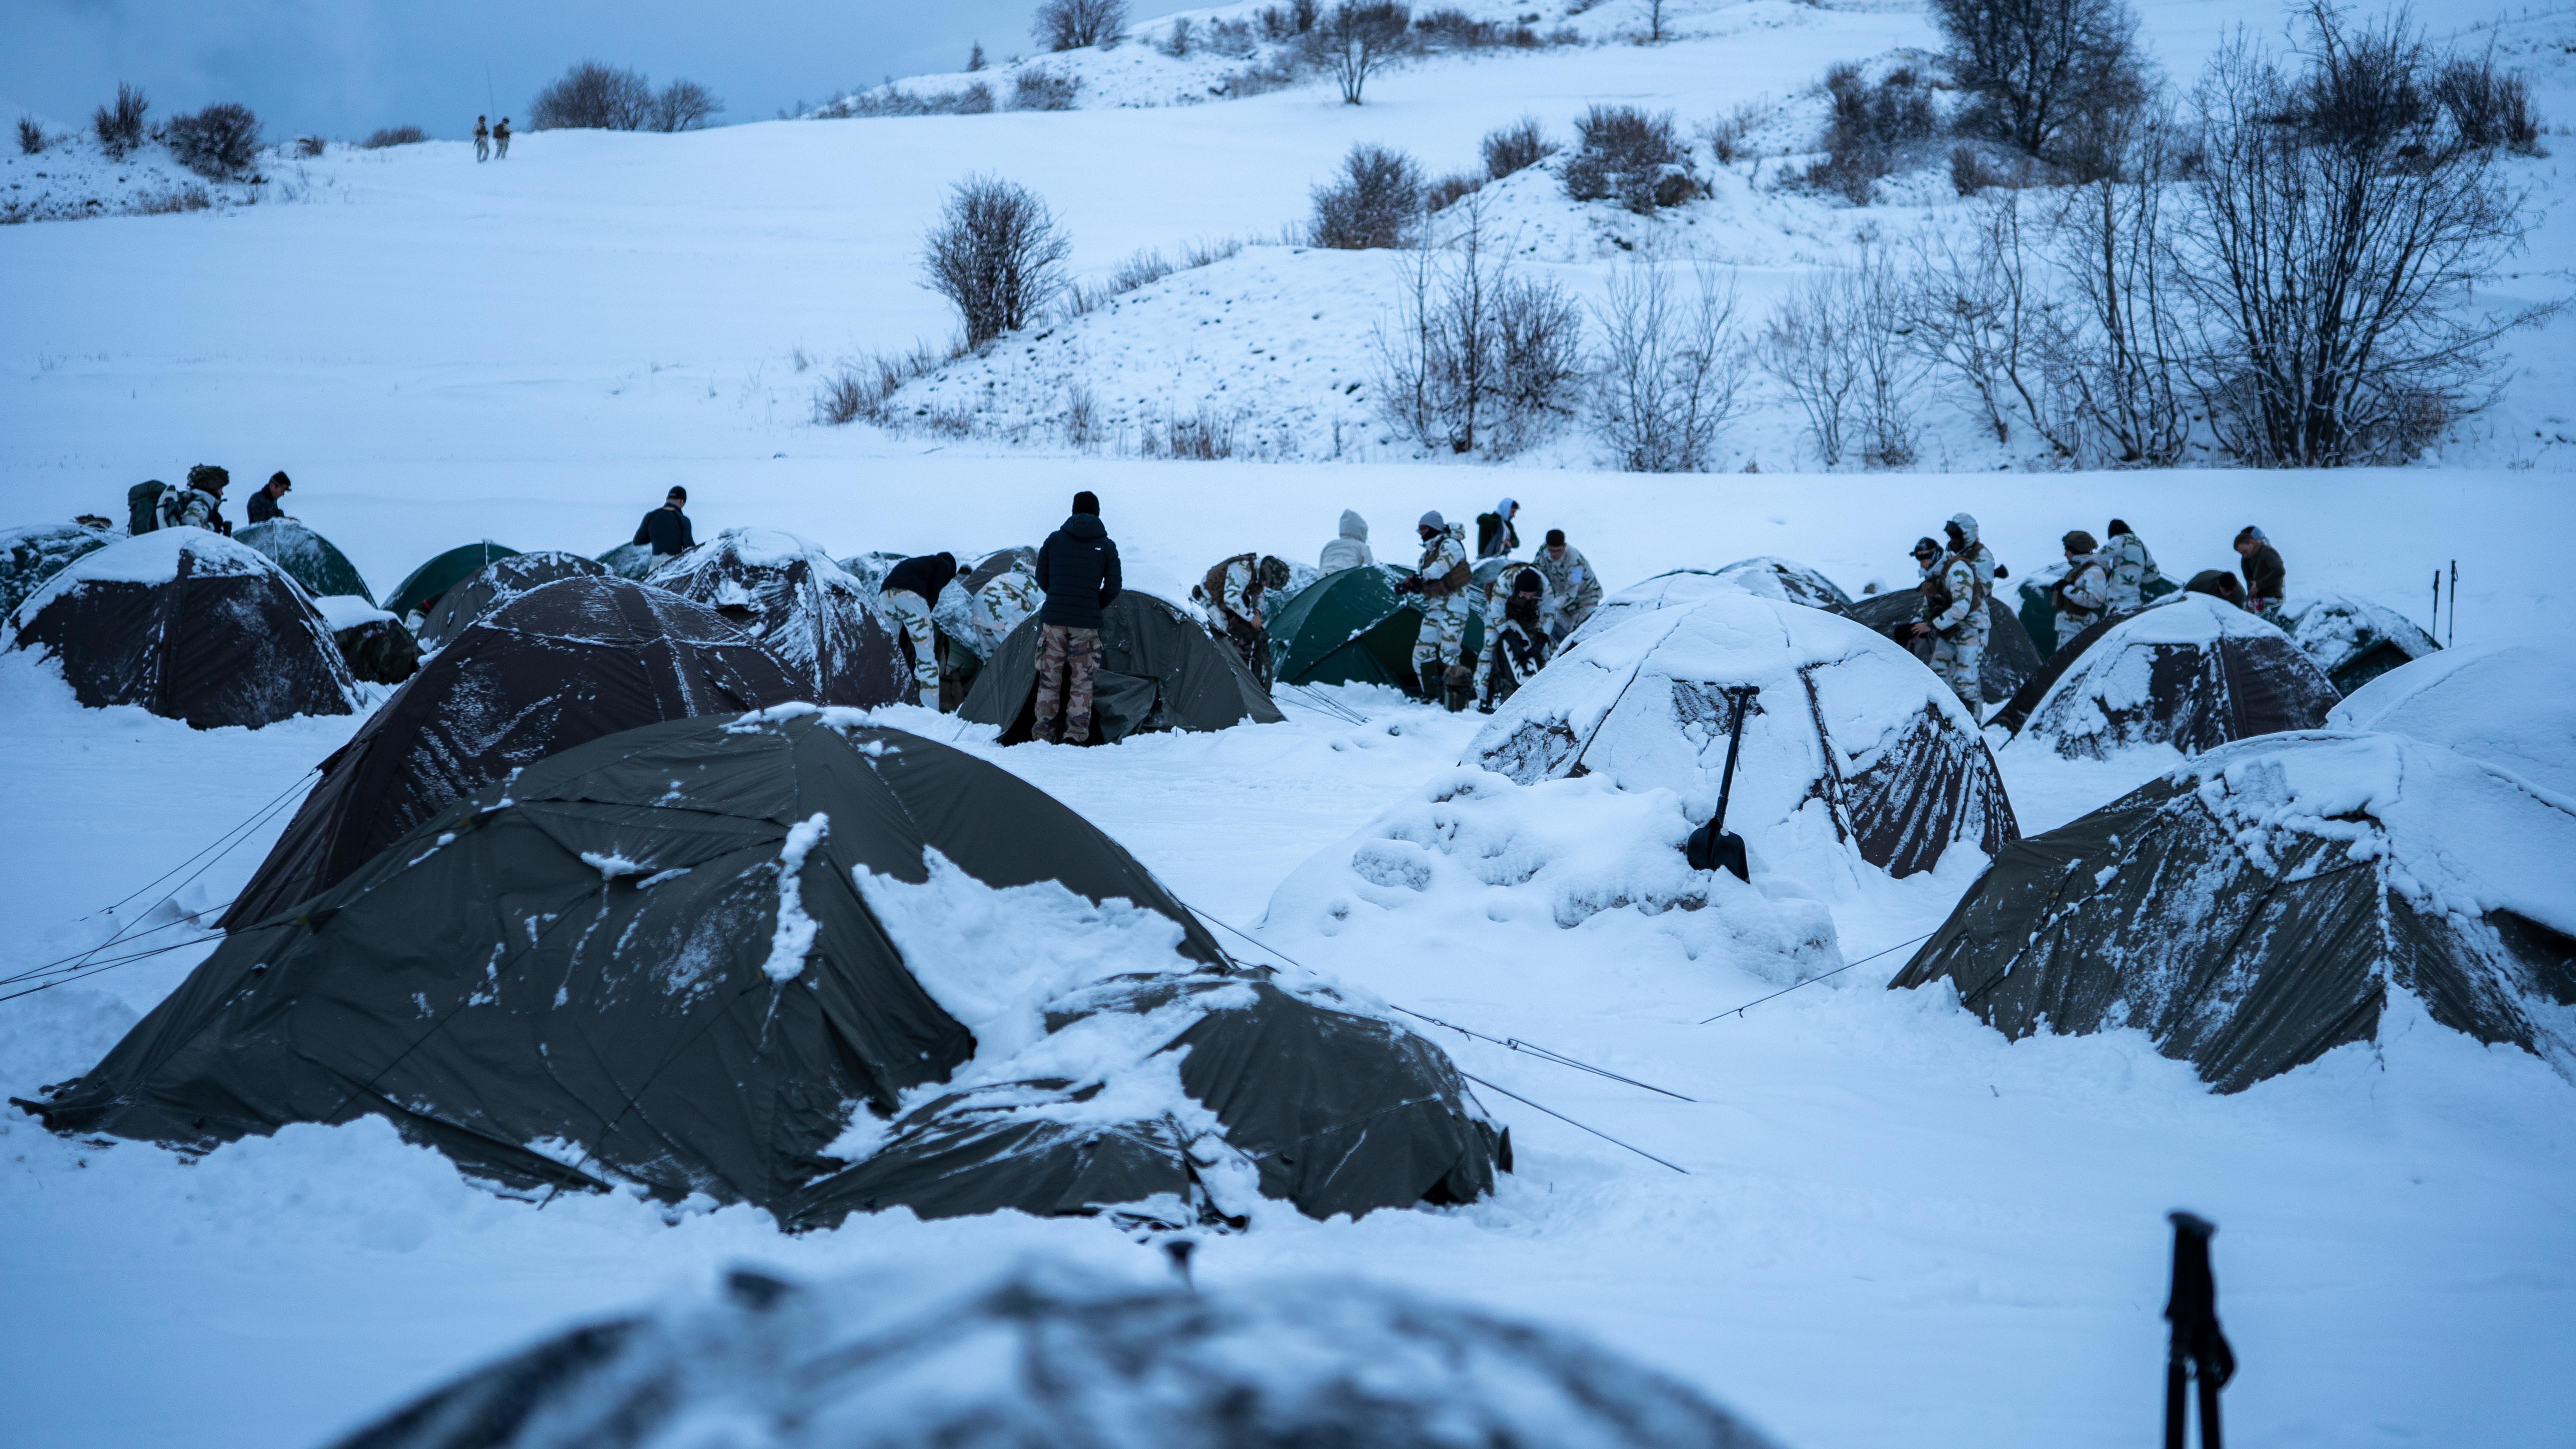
[6,1,2576,1446]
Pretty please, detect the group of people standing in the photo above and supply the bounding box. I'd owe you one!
[473,116,513,161]
[121,466,298,538]
[1340,497,1602,713]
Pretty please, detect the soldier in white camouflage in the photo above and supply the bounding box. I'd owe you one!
[1196,552,1291,687]
[877,552,958,708]
[1393,510,1473,708]
[1470,558,1552,705]
[1531,529,1601,640]
[1476,567,1553,711]
[2051,530,2111,644]
[1905,513,1993,715]
[2102,519,2162,611]
[970,558,1042,656]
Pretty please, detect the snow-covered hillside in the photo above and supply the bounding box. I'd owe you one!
[5,3,2576,1448]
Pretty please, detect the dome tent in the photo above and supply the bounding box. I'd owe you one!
[1706,556,1854,614]
[7,529,356,729]
[2329,639,2576,799]
[1564,558,1852,653]
[2279,591,2441,695]
[383,541,519,620]
[961,589,1285,744]
[1266,562,1425,690]
[1891,731,2576,1093]
[416,550,609,650]
[0,522,112,621]
[234,518,371,602]
[1844,588,2042,705]
[311,593,421,686]
[220,575,806,930]
[41,712,1501,1226]
[649,528,908,708]
[324,1261,1776,1449]
[1470,590,2017,880]
[595,541,656,580]
[2003,594,2340,758]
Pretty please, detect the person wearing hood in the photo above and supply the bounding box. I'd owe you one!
[158,464,231,535]
[1476,566,1554,711]
[1320,510,1374,572]
[2234,526,2284,618]
[1474,498,1521,559]
[1033,491,1122,744]
[1531,529,1600,638]
[1394,510,1473,708]
[880,550,960,708]
[1199,552,1292,687]
[2051,530,2111,644]
[2102,519,2162,610]
[1904,512,1993,714]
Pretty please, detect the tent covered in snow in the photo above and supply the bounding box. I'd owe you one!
[39,712,1501,1227]
[2279,592,2442,695]
[325,1262,1772,1449]
[595,542,656,580]
[2001,595,2340,756]
[312,594,420,686]
[1891,731,2576,1092]
[961,589,1285,744]
[1845,588,2042,705]
[2330,640,2576,799]
[0,521,112,621]
[235,519,371,603]
[649,529,908,708]
[1470,590,2017,879]
[6,529,356,729]
[416,550,609,650]
[1267,562,1425,690]
[222,575,805,929]
[1706,556,1853,614]
[382,541,519,621]
[1566,559,1851,653]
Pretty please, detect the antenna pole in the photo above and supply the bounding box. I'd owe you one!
[2448,560,2458,647]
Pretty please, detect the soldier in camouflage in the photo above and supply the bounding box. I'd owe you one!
[1197,552,1291,687]
[970,557,1042,655]
[1471,557,1552,705]
[1476,567,1553,711]
[2102,519,2161,611]
[2052,530,2111,643]
[878,552,958,708]
[158,464,231,535]
[1531,529,1601,640]
[1393,510,1473,709]
[1905,513,1992,715]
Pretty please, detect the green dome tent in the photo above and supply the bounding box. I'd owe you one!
[382,541,519,619]
[235,519,371,602]
[595,542,656,580]
[1267,564,1425,690]
[960,591,1283,744]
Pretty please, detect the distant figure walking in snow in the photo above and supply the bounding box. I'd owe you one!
[246,471,294,524]
[474,116,490,162]
[1033,490,1121,744]
[2234,526,2284,620]
[879,551,958,709]
[492,118,511,159]
[2102,519,2161,611]
[634,486,696,559]
[1474,497,1520,559]
[1319,510,1373,572]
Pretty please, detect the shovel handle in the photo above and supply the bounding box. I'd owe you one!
[1711,686,1759,835]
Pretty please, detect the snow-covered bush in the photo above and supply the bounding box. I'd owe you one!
[1011,66,1081,109]
[1310,141,1421,249]
[1762,249,1915,468]
[1802,63,1937,204]
[361,125,428,149]
[1481,115,1553,178]
[93,83,147,159]
[922,175,1071,346]
[1379,201,1582,457]
[2434,54,2545,155]
[1034,0,1128,52]
[648,79,724,131]
[163,103,262,181]
[1562,105,1690,214]
[15,117,43,155]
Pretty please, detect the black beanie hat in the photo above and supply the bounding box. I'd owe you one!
[1072,491,1099,516]
[1545,528,1566,547]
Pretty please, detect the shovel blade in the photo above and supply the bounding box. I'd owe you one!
[1685,821,1750,881]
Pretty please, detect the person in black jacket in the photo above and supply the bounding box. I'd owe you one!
[880,551,960,708]
[635,487,696,559]
[245,471,293,524]
[1031,490,1121,744]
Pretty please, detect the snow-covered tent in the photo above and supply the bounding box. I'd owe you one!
[2279,592,2441,695]
[222,576,805,929]
[416,550,609,650]
[1707,556,1854,614]
[1892,731,2576,1093]
[594,541,656,580]
[1565,558,1851,652]
[6,529,356,729]
[834,550,910,594]
[648,528,909,708]
[0,521,112,621]
[1471,590,2017,880]
[234,519,371,603]
[1844,588,2043,705]
[312,594,421,685]
[43,712,1502,1227]
[960,589,1285,744]
[324,1261,1775,1449]
[933,544,1039,664]
[2329,640,2576,799]
[382,541,518,620]
[2002,595,2341,758]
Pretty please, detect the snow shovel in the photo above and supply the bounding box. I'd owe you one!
[1685,685,1759,881]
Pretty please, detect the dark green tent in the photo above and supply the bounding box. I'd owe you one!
[1847,589,2041,705]
[595,542,656,580]
[416,550,610,650]
[1266,564,1424,690]
[235,519,372,601]
[960,591,1284,744]
[0,522,112,623]
[383,541,519,619]
[32,712,1501,1225]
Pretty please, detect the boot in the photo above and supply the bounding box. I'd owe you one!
[1443,664,1473,713]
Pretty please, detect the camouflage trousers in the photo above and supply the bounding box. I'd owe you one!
[1218,613,1273,689]
[881,588,941,706]
[1930,621,1987,715]
[1034,624,1101,743]
[1410,593,1470,696]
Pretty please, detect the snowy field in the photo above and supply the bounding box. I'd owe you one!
[7,1,2576,1446]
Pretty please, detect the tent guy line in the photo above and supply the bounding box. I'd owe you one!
[1456,1071,1691,1176]
[1696,933,1936,1025]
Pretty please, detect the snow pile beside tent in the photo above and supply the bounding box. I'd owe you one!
[325,1259,1780,1449]
[2329,640,2576,799]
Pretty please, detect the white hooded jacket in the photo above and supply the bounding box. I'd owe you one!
[1320,510,1374,572]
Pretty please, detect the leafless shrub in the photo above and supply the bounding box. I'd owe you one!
[1066,237,1244,315]
[94,84,148,159]
[915,405,977,438]
[1765,259,1916,468]
[1564,105,1691,213]
[532,61,653,130]
[969,42,987,71]
[922,176,1072,346]
[1142,406,1238,459]
[649,79,725,132]
[1589,260,1746,472]
[1642,0,1673,43]
[1260,1,1321,39]
[828,83,1000,117]
[1035,0,1128,52]
[1427,171,1484,211]
[164,103,264,181]
[1802,64,1937,204]
[362,125,429,149]
[1492,273,1585,453]
[1414,8,1513,49]
[1311,2,1413,105]
[1064,383,1100,447]
[1311,141,1422,249]
[1164,17,1194,55]
[1014,67,1081,111]
[1204,18,1260,56]
[1932,0,2148,172]
[1948,143,2010,194]
[1182,236,1244,269]
[1376,199,1578,456]
[814,367,873,425]
[18,117,47,155]
[2433,52,2544,155]
[1703,98,1768,165]
[132,185,214,216]
[1212,56,1308,98]
[1481,116,1553,178]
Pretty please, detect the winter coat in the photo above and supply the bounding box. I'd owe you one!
[1320,510,1374,572]
[2240,544,2284,614]
[1410,525,1470,598]
[246,488,287,525]
[1036,514,1121,629]
[2052,553,2111,636]
[882,552,957,605]
[635,506,696,557]
[2102,532,2159,609]
[159,486,225,534]
[1474,497,1519,559]
[1531,546,1600,628]
[1204,554,1264,626]
[1925,550,1986,636]
[1477,565,1552,634]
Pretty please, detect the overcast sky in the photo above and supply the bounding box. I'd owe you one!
[4,0,1194,140]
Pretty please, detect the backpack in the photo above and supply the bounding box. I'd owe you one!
[127,480,166,535]
[1200,553,1258,614]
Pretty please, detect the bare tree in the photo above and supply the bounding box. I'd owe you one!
[18,117,48,155]
[1312,2,1412,105]
[1590,261,1746,472]
[922,176,1073,346]
[1376,200,1583,456]
[2175,7,2553,465]
[1311,142,1423,249]
[649,79,725,132]
[2046,104,2189,463]
[1033,0,1128,52]
[531,61,654,130]
[1762,270,1864,467]
[1645,0,1670,43]
[1930,0,2147,166]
